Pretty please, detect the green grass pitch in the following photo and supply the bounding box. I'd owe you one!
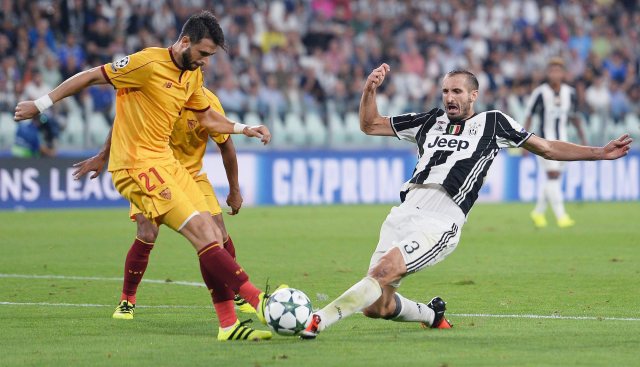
[1,202,639,366]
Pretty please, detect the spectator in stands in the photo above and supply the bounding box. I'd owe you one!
[609,81,632,124]
[57,33,85,77]
[86,84,115,126]
[12,113,59,158]
[217,76,248,119]
[257,74,287,120]
[39,54,62,89]
[1,0,639,151]
[85,16,112,64]
[21,69,51,103]
[603,50,630,84]
[28,18,56,52]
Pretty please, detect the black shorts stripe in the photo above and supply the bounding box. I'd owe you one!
[406,223,458,273]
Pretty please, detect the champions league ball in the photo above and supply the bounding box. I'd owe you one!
[264,288,313,336]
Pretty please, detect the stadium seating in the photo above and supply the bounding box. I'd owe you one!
[58,111,85,149]
[625,113,640,139]
[305,112,328,147]
[327,111,347,148]
[283,112,307,146]
[0,112,16,149]
[86,112,111,147]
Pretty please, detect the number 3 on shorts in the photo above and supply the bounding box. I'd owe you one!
[138,167,165,192]
[403,241,420,254]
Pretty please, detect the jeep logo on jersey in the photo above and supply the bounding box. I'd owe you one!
[426,135,470,151]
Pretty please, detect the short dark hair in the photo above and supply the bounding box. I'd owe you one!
[547,57,565,69]
[179,10,226,51]
[445,70,479,91]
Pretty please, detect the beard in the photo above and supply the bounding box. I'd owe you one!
[447,98,472,122]
[181,48,199,71]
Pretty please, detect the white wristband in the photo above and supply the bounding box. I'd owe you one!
[34,95,53,113]
[233,123,248,134]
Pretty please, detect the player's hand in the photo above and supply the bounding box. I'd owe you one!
[72,154,107,180]
[243,125,271,145]
[226,189,243,215]
[602,134,632,160]
[14,101,40,121]
[364,64,390,92]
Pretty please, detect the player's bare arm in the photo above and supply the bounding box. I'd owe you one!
[359,63,395,136]
[14,67,107,121]
[72,127,112,180]
[523,134,632,161]
[521,116,534,157]
[216,137,243,215]
[197,108,271,144]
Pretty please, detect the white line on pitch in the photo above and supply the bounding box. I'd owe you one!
[3,274,639,322]
[449,313,640,322]
[1,301,639,322]
[0,273,204,287]
[0,301,209,309]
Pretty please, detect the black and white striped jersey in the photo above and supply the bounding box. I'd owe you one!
[391,108,532,215]
[524,83,577,141]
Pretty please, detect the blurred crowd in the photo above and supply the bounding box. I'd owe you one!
[1,0,639,152]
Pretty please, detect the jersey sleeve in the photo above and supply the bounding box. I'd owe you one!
[101,51,154,89]
[523,87,544,120]
[390,111,433,143]
[569,87,578,118]
[184,71,210,112]
[206,90,230,144]
[495,112,532,148]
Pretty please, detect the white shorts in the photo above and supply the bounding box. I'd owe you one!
[369,187,464,287]
[537,156,565,172]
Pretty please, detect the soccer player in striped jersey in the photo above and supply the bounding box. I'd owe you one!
[15,11,279,341]
[524,58,588,228]
[301,64,632,339]
[72,88,257,321]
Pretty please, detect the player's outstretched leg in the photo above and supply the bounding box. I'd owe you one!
[362,289,452,329]
[301,247,407,339]
[113,215,158,320]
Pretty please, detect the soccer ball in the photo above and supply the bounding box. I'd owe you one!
[264,288,313,336]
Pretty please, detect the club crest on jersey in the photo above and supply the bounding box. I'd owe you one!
[187,119,197,130]
[448,125,462,135]
[159,188,171,200]
[468,122,480,135]
[426,135,470,151]
[113,56,130,69]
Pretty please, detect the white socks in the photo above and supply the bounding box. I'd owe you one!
[388,293,435,325]
[316,276,382,331]
[535,178,566,219]
[546,178,567,218]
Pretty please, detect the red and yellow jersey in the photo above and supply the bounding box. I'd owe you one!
[170,88,229,176]
[101,47,211,171]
